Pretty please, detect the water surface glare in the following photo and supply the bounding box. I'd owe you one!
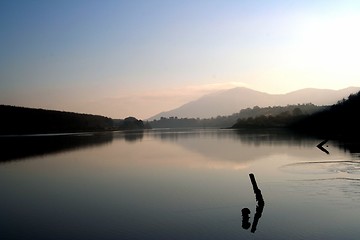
[1,129,360,240]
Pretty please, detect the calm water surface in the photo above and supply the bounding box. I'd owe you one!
[1,129,360,240]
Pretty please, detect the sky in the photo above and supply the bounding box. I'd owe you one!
[1,0,360,119]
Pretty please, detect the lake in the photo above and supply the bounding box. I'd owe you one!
[1,129,360,240]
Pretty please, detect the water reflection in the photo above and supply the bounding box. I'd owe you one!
[241,208,251,229]
[338,141,360,158]
[1,129,360,240]
[150,129,310,145]
[280,138,360,206]
[4,128,359,167]
[0,132,114,163]
[234,129,313,147]
[114,130,144,142]
[0,130,152,163]
[149,129,321,166]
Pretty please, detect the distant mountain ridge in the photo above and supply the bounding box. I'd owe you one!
[148,87,360,120]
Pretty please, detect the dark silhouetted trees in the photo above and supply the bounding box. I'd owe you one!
[0,105,113,134]
[150,104,324,129]
[290,91,360,139]
[0,105,151,135]
[231,110,307,129]
[232,91,360,139]
[113,117,151,130]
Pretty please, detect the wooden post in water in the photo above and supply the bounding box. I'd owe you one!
[249,173,265,233]
[249,173,259,191]
[249,173,264,206]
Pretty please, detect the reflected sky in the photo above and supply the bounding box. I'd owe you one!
[1,129,360,240]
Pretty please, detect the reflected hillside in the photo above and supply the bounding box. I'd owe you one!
[112,130,145,142]
[149,129,322,164]
[3,129,358,166]
[0,130,150,163]
[0,132,113,163]
[337,141,360,158]
[150,128,311,144]
[233,129,315,146]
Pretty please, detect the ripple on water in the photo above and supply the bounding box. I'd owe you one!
[280,160,360,175]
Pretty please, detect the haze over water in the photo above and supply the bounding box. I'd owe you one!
[1,129,359,240]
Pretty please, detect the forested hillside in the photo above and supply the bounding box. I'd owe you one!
[150,104,324,128]
[0,105,113,134]
[232,104,324,128]
[231,91,360,140]
[148,87,359,119]
[290,91,360,139]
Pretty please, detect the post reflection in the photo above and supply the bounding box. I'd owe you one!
[123,130,144,142]
[241,208,251,230]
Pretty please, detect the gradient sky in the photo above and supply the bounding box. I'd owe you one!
[1,0,360,119]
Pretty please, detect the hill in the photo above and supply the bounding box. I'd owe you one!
[230,90,360,140]
[0,105,114,135]
[149,104,324,129]
[0,105,151,135]
[290,91,360,139]
[148,87,360,120]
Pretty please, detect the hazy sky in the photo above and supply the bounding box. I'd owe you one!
[1,0,360,119]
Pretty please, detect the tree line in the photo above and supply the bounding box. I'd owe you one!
[0,105,114,134]
[0,105,149,135]
[232,107,312,128]
[290,91,360,139]
[231,90,360,140]
[149,104,325,129]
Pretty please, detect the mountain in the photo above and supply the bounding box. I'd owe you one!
[148,87,360,120]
